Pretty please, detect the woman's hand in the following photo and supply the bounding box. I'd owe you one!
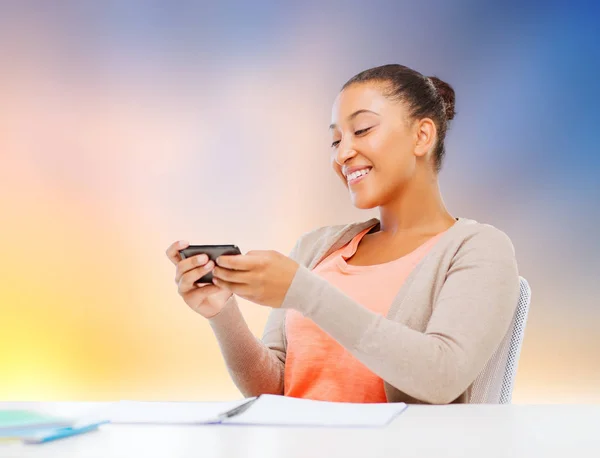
[165,240,234,319]
[212,250,300,308]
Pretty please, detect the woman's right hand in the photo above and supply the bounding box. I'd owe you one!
[166,240,233,319]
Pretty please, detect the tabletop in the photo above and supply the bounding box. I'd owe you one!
[1,402,599,458]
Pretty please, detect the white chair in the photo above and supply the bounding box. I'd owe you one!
[470,276,532,403]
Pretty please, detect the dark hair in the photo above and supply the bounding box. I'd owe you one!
[342,64,456,173]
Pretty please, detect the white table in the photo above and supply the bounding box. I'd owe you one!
[1,402,599,457]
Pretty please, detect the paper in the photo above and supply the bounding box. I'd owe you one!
[109,399,254,424]
[223,395,407,427]
[108,395,407,428]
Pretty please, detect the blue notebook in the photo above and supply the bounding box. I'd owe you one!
[0,409,108,444]
[0,410,72,436]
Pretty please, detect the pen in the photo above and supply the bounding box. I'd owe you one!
[216,398,258,422]
[23,421,109,444]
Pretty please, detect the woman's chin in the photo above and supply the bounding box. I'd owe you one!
[350,191,379,210]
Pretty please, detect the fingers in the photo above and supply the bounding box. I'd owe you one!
[175,253,210,283]
[178,262,215,292]
[212,265,253,284]
[216,251,267,270]
[212,277,251,297]
[166,240,190,265]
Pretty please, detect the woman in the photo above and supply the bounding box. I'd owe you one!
[165,64,520,405]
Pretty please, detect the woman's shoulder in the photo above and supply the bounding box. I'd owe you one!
[289,216,516,264]
[300,217,514,247]
[296,217,378,246]
[452,217,516,256]
[288,218,378,263]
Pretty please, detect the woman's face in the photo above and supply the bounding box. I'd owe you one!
[329,82,432,209]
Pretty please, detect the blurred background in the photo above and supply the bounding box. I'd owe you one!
[1,0,599,403]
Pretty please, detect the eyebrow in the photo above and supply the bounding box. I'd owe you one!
[329,109,379,130]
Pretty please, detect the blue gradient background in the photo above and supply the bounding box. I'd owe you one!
[1,1,599,402]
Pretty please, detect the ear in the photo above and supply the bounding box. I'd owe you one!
[414,118,437,158]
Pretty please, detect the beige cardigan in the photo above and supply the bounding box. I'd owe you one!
[209,217,520,404]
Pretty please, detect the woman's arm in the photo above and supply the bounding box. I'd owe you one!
[280,226,520,404]
[208,296,286,397]
[206,238,304,397]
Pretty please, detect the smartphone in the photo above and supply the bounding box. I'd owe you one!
[179,244,242,284]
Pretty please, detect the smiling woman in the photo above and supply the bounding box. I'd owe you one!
[329,66,456,212]
[166,64,520,405]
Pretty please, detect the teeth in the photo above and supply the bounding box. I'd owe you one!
[347,168,371,181]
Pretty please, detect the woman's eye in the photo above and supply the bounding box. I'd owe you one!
[355,127,373,136]
[331,126,372,147]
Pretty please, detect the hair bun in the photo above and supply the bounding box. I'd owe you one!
[428,76,456,121]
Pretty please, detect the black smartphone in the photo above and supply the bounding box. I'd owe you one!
[179,244,242,284]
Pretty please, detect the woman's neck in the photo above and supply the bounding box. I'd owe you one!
[377,174,455,236]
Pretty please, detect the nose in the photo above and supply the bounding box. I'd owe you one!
[334,138,357,166]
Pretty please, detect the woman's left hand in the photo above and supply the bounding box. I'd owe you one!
[212,251,300,308]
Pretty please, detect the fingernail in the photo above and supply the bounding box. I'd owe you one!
[205,261,214,270]
[179,240,189,248]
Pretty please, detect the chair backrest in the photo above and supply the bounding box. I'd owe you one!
[469,276,532,403]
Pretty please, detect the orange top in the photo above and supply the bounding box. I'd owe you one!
[284,224,446,403]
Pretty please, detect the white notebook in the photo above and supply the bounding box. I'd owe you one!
[224,395,407,427]
[110,395,407,428]
[110,399,254,425]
